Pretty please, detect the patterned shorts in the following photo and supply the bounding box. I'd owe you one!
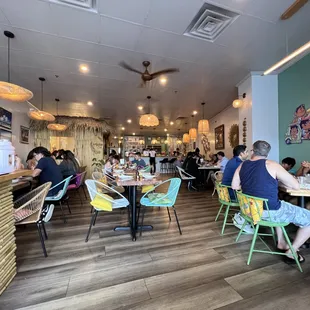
[262,200,310,228]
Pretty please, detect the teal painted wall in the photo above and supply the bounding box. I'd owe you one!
[279,53,310,166]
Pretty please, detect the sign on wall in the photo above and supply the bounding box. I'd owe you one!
[285,104,310,144]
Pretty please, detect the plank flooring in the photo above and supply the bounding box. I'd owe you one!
[1,179,310,310]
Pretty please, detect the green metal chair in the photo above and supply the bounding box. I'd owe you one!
[235,191,303,272]
[215,183,240,235]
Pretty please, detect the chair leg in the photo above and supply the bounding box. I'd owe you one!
[59,201,67,223]
[90,206,93,213]
[66,200,72,214]
[281,226,303,272]
[167,207,171,221]
[82,185,87,199]
[247,224,259,265]
[270,227,277,247]
[85,210,98,242]
[127,205,131,225]
[140,205,146,237]
[221,206,230,235]
[215,204,224,222]
[77,188,83,207]
[235,220,247,242]
[93,210,98,226]
[41,222,48,240]
[212,187,216,197]
[173,207,182,235]
[37,223,47,257]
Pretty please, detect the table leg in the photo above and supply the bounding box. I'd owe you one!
[298,196,305,208]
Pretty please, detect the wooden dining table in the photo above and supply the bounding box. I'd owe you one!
[284,188,310,208]
[115,173,162,241]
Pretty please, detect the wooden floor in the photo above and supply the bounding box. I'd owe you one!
[1,180,310,310]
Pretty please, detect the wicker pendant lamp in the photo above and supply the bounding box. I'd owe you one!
[183,122,190,143]
[47,98,67,131]
[139,96,159,127]
[28,77,55,121]
[0,31,33,102]
[189,114,197,141]
[198,102,210,134]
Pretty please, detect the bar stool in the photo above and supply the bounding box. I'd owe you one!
[160,158,169,173]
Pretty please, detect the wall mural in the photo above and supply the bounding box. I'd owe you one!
[228,124,239,148]
[285,104,310,144]
[201,134,211,154]
[215,124,225,150]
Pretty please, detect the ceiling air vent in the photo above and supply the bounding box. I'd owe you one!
[184,2,240,42]
[53,0,95,9]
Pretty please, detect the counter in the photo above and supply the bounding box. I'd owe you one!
[0,169,32,296]
[129,156,174,173]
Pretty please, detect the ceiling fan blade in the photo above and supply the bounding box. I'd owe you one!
[119,61,143,74]
[150,68,180,79]
[281,0,308,20]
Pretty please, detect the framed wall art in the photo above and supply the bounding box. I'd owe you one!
[215,124,225,150]
[20,126,30,144]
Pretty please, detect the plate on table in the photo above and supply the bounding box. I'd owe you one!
[114,169,124,174]
[142,174,156,179]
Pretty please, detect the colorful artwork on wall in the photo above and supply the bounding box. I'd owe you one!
[0,107,12,131]
[285,104,310,144]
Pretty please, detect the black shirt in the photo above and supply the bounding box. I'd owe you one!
[59,160,77,177]
[36,157,63,195]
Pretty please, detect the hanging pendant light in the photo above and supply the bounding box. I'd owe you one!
[47,98,67,131]
[0,31,33,102]
[183,122,190,144]
[139,96,159,127]
[189,114,197,141]
[232,93,246,109]
[198,102,210,134]
[28,78,55,121]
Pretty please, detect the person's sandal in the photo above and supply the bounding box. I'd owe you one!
[283,252,305,264]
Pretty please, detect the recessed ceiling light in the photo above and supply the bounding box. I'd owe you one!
[121,127,125,130]
[114,136,117,139]
[164,128,168,132]
[127,119,132,123]
[119,136,123,139]
[170,121,174,125]
[193,110,198,115]
[133,132,136,135]
[79,64,89,73]
[87,101,93,106]
[138,106,143,110]
[160,77,167,85]
[167,133,170,136]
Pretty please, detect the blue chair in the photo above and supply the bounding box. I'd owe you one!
[45,176,73,223]
[139,178,182,236]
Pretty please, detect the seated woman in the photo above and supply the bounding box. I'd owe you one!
[31,147,63,196]
[296,161,310,176]
[26,150,37,170]
[104,153,114,174]
[59,151,79,179]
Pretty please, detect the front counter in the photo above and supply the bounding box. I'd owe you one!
[129,156,173,173]
[0,169,32,295]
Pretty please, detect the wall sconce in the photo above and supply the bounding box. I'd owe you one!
[232,93,246,109]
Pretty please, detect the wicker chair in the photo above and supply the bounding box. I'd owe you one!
[14,182,52,257]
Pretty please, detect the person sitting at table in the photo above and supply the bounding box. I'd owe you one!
[222,145,248,197]
[56,149,65,160]
[232,140,310,264]
[217,151,229,172]
[31,147,63,196]
[209,153,218,165]
[186,152,201,188]
[174,155,183,169]
[59,151,78,179]
[296,161,310,176]
[131,152,146,167]
[281,157,297,175]
[26,150,37,170]
[182,152,193,171]
[104,153,114,173]
[14,154,24,170]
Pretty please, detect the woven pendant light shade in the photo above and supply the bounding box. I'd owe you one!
[28,110,55,121]
[0,81,33,102]
[0,31,33,102]
[47,123,67,131]
[139,114,159,127]
[47,98,67,131]
[183,133,190,143]
[189,128,197,140]
[198,119,210,134]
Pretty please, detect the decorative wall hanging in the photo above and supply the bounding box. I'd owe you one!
[285,104,310,144]
[242,118,247,145]
[20,126,29,144]
[228,124,239,148]
[215,124,225,150]
[201,134,211,154]
[0,107,12,130]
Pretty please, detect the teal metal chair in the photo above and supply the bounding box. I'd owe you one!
[235,191,303,272]
[45,176,73,223]
[139,178,182,236]
[215,183,240,235]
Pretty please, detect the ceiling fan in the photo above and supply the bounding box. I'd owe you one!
[281,0,308,20]
[119,60,179,86]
